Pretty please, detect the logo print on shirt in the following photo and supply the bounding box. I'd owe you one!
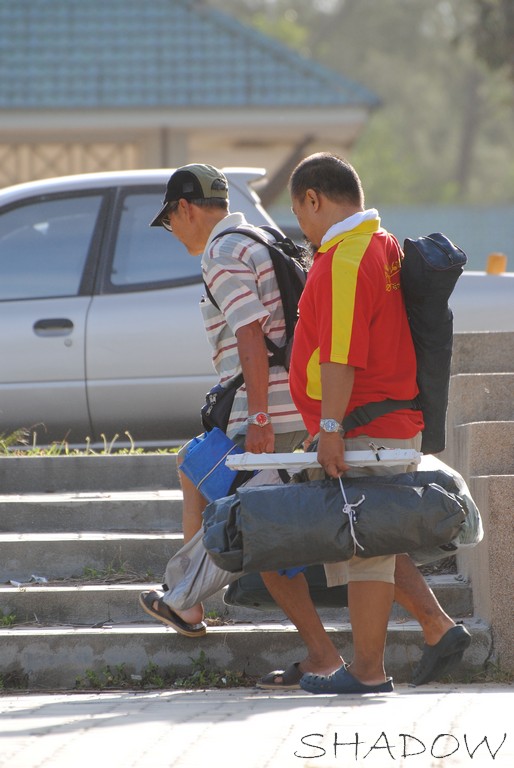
[385,259,402,291]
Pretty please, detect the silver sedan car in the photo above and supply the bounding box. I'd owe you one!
[1,171,512,449]
[0,169,278,447]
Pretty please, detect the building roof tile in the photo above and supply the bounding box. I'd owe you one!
[0,0,378,109]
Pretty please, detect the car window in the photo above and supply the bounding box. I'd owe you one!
[109,192,201,289]
[0,195,103,301]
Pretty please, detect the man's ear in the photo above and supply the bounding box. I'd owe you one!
[180,199,193,221]
[305,188,320,210]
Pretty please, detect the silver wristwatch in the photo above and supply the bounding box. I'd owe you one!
[247,412,271,427]
[319,418,344,434]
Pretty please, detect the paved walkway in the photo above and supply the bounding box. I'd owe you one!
[0,683,511,767]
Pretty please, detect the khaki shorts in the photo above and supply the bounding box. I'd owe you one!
[307,433,422,586]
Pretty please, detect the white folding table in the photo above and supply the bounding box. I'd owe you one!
[226,448,422,472]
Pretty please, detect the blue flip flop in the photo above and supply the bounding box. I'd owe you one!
[300,666,393,695]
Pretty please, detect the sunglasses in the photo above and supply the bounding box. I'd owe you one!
[161,201,180,232]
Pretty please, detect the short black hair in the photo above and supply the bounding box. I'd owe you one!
[290,152,364,207]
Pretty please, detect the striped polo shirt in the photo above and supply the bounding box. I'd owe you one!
[201,212,306,439]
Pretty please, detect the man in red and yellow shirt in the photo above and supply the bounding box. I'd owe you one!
[291,213,423,443]
[289,153,446,694]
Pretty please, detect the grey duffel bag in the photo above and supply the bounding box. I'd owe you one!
[203,468,474,574]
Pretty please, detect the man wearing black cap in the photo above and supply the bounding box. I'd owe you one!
[141,163,344,686]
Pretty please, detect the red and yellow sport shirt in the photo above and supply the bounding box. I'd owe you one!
[289,215,424,438]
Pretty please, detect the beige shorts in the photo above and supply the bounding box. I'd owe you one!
[308,433,422,586]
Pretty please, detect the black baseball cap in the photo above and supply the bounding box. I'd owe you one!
[150,164,229,227]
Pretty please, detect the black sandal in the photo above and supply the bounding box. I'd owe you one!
[139,590,207,637]
[412,624,471,685]
[257,662,303,690]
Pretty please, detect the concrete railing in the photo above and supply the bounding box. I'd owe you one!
[441,331,514,673]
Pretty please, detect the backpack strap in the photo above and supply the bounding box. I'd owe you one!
[204,225,291,367]
[342,397,421,432]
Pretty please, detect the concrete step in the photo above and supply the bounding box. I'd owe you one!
[0,383,503,689]
[0,490,183,533]
[0,532,183,583]
[448,373,514,425]
[0,575,474,627]
[0,617,491,690]
[0,528,473,629]
[452,331,514,374]
[0,454,182,494]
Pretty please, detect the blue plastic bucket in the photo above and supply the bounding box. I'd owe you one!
[180,428,244,502]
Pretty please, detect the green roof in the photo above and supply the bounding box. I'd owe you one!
[0,0,379,109]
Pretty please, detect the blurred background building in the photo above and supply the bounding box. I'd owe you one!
[1,0,514,267]
[0,0,378,209]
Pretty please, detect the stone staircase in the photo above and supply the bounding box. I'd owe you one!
[1,331,511,690]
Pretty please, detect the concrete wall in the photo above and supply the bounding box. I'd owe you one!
[441,332,514,672]
[458,476,514,673]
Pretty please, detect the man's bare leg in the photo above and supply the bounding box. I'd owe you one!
[260,571,344,676]
[347,580,394,685]
[179,469,207,544]
[395,554,471,684]
[260,556,455,680]
[394,554,455,644]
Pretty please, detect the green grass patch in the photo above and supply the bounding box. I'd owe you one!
[75,653,255,691]
[0,429,180,456]
[0,670,29,690]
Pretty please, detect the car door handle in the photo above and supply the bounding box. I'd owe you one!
[33,318,74,336]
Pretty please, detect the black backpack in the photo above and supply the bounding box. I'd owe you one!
[205,225,308,372]
[342,232,467,454]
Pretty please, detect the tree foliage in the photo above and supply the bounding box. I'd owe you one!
[207,0,514,203]
[467,0,514,79]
